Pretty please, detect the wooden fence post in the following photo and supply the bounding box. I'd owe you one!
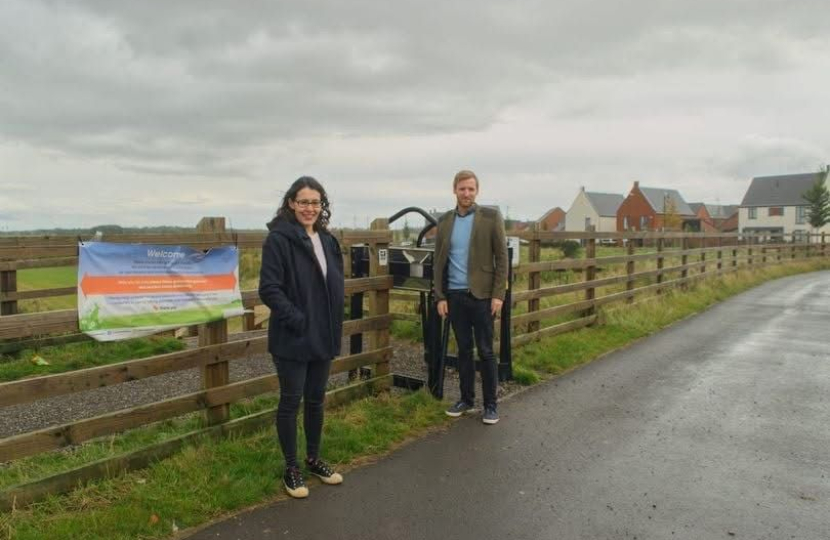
[656,236,664,294]
[716,236,723,273]
[680,236,689,286]
[584,227,597,318]
[823,232,827,259]
[700,234,707,276]
[626,236,635,303]
[747,235,754,267]
[368,218,391,379]
[196,217,230,426]
[527,223,542,334]
[0,268,18,316]
[241,311,257,332]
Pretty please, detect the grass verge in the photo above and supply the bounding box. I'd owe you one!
[0,391,450,540]
[0,337,185,383]
[514,261,830,378]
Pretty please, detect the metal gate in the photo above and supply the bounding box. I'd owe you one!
[349,207,513,399]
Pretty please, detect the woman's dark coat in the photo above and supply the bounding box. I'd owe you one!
[259,218,345,362]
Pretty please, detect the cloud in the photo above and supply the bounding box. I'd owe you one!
[1,0,829,229]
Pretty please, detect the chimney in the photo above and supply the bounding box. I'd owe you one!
[633,181,639,189]
[580,186,585,192]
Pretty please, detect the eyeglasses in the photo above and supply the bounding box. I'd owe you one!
[294,199,322,209]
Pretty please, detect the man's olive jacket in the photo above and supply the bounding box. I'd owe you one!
[433,205,509,302]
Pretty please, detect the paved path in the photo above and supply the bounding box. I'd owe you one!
[187,271,830,540]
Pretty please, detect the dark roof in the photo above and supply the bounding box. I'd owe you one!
[584,192,624,217]
[639,187,694,216]
[740,172,827,207]
[688,203,738,219]
[707,204,738,219]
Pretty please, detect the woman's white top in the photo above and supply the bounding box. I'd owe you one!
[309,232,328,279]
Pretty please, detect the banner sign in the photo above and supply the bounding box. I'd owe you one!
[77,242,245,341]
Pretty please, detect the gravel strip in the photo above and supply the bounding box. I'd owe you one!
[0,335,521,440]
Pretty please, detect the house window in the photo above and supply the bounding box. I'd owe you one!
[584,217,592,230]
[748,207,757,220]
[639,216,649,230]
[768,207,783,217]
[796,206,807,224]
[623,216,629,230]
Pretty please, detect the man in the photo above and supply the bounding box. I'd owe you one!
[433,169,508,424]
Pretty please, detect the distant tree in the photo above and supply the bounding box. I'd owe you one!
[801,167,830,230]
[402,218,411,240]
[662,197,682,231]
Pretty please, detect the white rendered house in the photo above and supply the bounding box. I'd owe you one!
[739,171,830,239]
[564,187,624,233]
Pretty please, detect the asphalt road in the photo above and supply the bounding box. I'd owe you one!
[186,271,830,540]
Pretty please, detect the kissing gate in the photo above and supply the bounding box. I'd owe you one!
[349,207,513,398]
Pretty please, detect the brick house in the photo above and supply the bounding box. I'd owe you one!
[688,203,739,233]
[617,181,698,231]
[537,207,566,231]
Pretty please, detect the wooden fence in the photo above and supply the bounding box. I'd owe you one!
[387,229,829,347]
[1,220,828,509]
[0,218,393,509]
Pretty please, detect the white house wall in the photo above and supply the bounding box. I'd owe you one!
[565,192,599,232]
[598,216,617,233]
[739,206,830,235]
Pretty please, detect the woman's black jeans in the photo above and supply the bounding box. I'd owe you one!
[447,291,498,409]
[273,356,332,468]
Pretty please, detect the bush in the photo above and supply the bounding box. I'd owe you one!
[559,240,581,258]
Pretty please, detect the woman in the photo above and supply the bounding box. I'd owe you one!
[259,176,345,498]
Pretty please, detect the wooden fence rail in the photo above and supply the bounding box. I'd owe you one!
[1,219,395,471]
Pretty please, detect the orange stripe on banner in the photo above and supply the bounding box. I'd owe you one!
[80,273,237,295]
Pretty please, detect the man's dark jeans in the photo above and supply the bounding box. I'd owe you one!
[447,291,498,409]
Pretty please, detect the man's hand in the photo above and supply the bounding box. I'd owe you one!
[491,298,503,317]
[437,300,449,318]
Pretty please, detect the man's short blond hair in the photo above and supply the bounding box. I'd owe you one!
[453,170,479,189]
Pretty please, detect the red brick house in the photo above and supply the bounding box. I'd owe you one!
[689,203,718,233]
[617,181,698,232]
[689,203,739,232]
[537,207,566,231]
[719,210,738,232]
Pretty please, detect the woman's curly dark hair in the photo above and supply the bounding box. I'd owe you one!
[270,176,331,232]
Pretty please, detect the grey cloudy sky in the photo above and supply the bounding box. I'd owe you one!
[1,0,828,231]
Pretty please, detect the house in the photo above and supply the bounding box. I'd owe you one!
[707,204,739,232]
[689,203,717,233]
[508,220,534,233]
[537,207,566,231]
[564,188,624,233]
[616,181,698,231]
[719,209,739,233]
[739,171,830,238]
[689,203,739,233]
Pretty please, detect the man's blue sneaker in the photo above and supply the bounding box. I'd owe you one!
[445,400,475,417]
[482,406,499,425]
